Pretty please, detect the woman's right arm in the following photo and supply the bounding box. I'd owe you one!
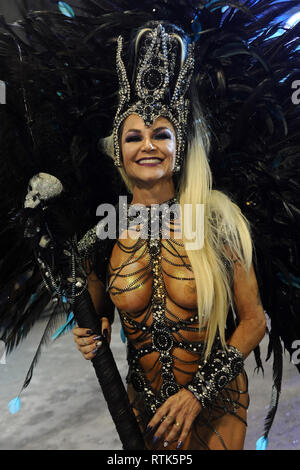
[73,270,112,360]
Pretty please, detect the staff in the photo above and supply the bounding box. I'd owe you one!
[22,173,145,450]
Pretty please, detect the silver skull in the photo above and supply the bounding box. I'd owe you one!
[24,173,63,209]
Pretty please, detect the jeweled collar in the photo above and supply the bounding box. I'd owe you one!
[124,195,180,233]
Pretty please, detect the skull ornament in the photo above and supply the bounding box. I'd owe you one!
[24,173,63,209]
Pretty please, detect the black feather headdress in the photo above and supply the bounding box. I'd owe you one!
[0,0,299,447]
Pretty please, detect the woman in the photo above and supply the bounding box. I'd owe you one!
[73,23,266,450]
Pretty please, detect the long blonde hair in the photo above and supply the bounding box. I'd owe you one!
[178,99,253,357]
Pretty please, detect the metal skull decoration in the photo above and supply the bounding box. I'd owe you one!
[24,173,63,209]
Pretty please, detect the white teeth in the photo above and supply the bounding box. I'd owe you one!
[137,158,162,164]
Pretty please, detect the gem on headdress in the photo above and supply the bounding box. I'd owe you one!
[143,69,163,90]
[151,57,160,67]
[145,95,155,104]
[144,105,153,115]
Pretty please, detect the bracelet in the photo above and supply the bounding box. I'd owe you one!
[186,345,244,408]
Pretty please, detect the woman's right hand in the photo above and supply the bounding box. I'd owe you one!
[72,317,111,360]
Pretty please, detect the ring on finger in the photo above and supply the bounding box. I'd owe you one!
[174,421,181,428]
[167,416,175,423]
[160,416,167,423]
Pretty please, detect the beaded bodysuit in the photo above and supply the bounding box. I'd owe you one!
[79,196,249,450]
[107,197,206,417]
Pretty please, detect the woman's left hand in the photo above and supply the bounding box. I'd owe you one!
[147,388,202,449]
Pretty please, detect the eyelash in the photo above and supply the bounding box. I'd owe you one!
[125,133,170,143]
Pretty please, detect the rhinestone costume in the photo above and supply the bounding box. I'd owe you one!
[79,197,249,449]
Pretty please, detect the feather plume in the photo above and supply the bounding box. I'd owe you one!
[263,330,283,438]
[17,300,64,393]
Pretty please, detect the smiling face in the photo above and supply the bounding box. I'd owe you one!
[120,114,177,187]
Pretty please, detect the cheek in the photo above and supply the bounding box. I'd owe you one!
[120,142,136,168]
[162,139,176,160]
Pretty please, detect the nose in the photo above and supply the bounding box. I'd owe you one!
[141,137,156,152]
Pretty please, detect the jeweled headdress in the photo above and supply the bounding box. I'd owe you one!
[113,24,195,172]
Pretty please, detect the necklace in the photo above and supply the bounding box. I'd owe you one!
[124,195,179,230]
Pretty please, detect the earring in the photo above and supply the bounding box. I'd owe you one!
[113,139,123,167]
[114,158,123,168]
[173,148,183,173]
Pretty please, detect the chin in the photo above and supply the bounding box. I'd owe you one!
[136,172,171,184]
[132,167,169,184]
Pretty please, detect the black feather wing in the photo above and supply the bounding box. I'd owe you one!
[192,0,300,439]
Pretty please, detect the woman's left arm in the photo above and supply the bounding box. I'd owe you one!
[227,261,267,357]
[147,262,266,448]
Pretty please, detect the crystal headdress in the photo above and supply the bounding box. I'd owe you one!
[113,24,195,172]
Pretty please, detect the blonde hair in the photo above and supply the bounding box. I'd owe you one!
[178,107,253,357]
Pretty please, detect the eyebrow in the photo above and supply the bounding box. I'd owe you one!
[125,126,172,134]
